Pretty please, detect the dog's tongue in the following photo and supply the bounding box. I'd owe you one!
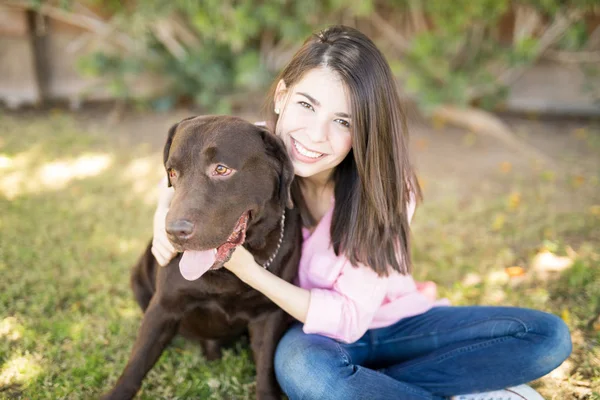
[179,249,217,281]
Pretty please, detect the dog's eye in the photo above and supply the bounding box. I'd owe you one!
[214,164,232,176]
[168,168,177,179]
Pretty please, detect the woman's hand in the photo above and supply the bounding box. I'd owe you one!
[151,179,177,267]
[223,245,261,280]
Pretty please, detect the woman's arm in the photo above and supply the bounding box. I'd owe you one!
[224,246,311,323]
[224,244,389,343]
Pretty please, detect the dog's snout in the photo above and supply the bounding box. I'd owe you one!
[166,219,195,240]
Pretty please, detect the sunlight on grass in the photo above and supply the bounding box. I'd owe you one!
[68,321,87,342]
[0,317,23,342]
[461,272,482,286]
[0,155,12,168]
[486,269,510,285]
[117,303,141,320]
[0,353,43,389]
[0,152,113,199]
[122,154,165,205]
[531,249,575,276]
[39,154,112,185]
[118,238,146,254]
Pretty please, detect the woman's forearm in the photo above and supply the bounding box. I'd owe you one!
[239,265,311,324]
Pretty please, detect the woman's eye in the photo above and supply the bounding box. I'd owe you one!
[298,101,314,111]
[336,119,350,128]
[213,164,232,176]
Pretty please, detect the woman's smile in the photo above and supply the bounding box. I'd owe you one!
[291,137,327,163]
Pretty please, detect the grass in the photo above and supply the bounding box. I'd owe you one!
[0,111,599,399]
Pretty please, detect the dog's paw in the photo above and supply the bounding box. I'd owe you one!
[256,390,283,400]
[99,387,137,400]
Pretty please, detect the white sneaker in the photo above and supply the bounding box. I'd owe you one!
[449,384,545,400]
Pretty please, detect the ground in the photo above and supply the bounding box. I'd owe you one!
[0,106,598,399]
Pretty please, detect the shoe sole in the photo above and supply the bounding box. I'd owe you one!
[506,384,545,400]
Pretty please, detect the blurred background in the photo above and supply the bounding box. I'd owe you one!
[0,1,599,399]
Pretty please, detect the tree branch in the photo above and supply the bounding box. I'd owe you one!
[3,0,136,51]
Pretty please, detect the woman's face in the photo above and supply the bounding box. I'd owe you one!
[274,67,353,183]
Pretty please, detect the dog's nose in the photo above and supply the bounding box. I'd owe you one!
[166,219,195,240]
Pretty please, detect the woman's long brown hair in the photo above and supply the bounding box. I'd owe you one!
[263,25,422,276]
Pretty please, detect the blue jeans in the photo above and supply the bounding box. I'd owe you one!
[274,306,572,400]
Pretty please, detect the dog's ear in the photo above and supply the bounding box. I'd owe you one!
[259,128,294,209]
[164,117,195,187]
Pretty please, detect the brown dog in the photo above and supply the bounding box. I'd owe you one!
[102,116,301,400]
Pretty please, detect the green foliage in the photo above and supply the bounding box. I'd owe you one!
[550,254,600,333]
[77,0,342,110]
[77,52,145,99]
[74,0,597,112]
[398,0,596,111]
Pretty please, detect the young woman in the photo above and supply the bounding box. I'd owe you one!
[151,25,571,400]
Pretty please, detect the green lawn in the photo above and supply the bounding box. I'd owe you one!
[0,111,598,399]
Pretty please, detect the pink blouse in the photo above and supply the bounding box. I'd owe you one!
[297,200,450,343]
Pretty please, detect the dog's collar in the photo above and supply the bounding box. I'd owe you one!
[261,212,285,270]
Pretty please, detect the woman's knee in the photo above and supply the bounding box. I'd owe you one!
[274,325,348,398]
[274,325,308,380]
[523,310,572,378]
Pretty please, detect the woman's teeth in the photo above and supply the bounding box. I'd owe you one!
[293,139,324,159]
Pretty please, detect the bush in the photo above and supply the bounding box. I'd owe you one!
[67,0,600,112]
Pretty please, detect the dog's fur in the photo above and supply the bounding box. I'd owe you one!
[102,116,301,400]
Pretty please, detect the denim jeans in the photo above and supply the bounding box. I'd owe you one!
[274,306,572,400]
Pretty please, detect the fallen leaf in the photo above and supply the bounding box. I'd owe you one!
[499,161,512,173]
[507,192,521,210]
[492,214,506,231]
[541,170,555,182]
[561,308,571,325]
[590,205,600,216]
[572,175,585,188]
[505,266,525,277]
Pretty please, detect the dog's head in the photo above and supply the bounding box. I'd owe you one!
[163,115,294,273]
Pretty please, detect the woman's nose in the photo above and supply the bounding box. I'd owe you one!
[307,118,329,143]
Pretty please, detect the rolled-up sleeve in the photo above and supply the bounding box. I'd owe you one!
[303,263,388,343]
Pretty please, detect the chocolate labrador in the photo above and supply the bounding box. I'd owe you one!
[102,116,301,400]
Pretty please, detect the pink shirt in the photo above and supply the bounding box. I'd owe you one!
[297,200,450,343]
